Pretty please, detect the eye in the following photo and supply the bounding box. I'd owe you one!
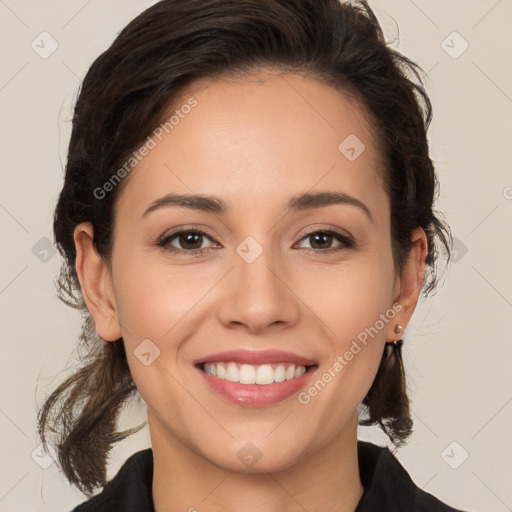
[295,229,355,253]
[156,228,355,256]
[157,229,218,255]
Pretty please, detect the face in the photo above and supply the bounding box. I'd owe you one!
[76,69,424,473]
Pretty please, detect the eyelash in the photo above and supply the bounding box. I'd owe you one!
[156,228,355,256]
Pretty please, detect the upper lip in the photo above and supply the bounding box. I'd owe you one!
[194,349,317,367]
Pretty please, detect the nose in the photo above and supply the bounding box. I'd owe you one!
[216,243,300,335]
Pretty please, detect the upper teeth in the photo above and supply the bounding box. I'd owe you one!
[203,362,307,385]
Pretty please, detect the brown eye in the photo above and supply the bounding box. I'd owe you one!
[296,230,355,253]
[156,228,354,256]
[158,229,217,254]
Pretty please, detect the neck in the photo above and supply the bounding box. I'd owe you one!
[150,411,364,512]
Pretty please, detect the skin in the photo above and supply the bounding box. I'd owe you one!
[73,69,427,512]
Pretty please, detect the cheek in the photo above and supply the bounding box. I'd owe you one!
[110,250,223,393]
[111,247,215,338]
[296,252,395,344]
[297,246,396,404]
[294,259,395,436]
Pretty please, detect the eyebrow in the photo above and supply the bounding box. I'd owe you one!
[141,191,373,223]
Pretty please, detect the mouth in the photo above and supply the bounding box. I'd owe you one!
[198,361,317,385]
[193,349,319,407]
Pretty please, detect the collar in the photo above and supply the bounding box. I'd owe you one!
[73,440,465,511]
[354,440,465,511]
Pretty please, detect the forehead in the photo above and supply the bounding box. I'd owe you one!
[115,70,388,220]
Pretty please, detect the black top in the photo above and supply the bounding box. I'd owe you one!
[72,440,469,512]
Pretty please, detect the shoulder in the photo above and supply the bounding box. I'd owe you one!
[70,448,154,512]
[355,440,470,512]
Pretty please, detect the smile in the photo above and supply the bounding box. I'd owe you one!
[201,362,309,385]
[194,349,319,407]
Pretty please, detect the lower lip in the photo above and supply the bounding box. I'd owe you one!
[196,366,317,408]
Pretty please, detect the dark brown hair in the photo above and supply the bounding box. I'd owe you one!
[38,0,452,496]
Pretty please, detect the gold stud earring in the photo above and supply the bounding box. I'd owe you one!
[386,324,404,346]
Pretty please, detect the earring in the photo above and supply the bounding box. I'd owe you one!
[386,324,404,347]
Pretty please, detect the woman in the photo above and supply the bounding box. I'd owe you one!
[37,0,468,510]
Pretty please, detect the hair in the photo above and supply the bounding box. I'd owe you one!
[38,0,452,497]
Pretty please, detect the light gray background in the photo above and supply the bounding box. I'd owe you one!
[0,1,511,511]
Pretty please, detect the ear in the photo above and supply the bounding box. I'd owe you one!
[73,222,122,341]
[387,226,428,342]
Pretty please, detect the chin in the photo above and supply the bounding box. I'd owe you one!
[196,436,307,474]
